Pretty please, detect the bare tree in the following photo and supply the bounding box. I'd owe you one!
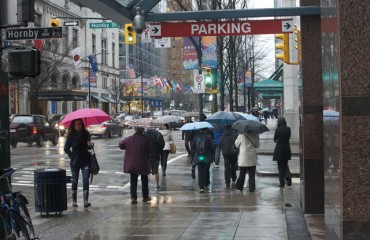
[16,39,75,114]
[105,79,125,114]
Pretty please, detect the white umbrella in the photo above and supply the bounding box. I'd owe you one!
[157,115,181,124]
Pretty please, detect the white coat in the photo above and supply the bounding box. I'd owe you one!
[235,133,260,167]
[159,129,173,151]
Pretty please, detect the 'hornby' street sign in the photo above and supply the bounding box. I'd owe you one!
[151,19,293,38]
[6,27,63,40]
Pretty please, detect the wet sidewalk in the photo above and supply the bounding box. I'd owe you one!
[31,118,323,240]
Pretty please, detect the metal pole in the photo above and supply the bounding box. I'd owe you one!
[88,63,91,108]
[141,74,143,115]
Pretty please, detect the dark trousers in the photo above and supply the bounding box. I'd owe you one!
[130,173,149,200]
[214,144,221,165]
[197,162,211,189]
[161,150,170,172]
[278,160,292,186]
[185,138,191,155]
[70,162,90,191]
[224,155,238,184]
[236,166,256,192]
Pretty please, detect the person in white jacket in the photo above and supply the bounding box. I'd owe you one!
[234,131,260,192]
[159,124,173,176]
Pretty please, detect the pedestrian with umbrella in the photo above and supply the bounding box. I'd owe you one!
[273,117,292,187]
[219,125,239,187]
[159,123,173,177]
[64,118,93,208]
[232,119,268,192]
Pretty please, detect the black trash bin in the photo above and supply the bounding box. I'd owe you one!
[34,168,67,214]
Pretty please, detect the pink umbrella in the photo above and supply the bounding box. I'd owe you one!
[60,108,110,127]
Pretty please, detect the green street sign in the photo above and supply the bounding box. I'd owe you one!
[89,22,120,29]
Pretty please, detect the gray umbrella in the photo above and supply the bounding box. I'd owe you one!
[232,119,269,134]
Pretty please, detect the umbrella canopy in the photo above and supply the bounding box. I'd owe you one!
[232,119,269,134]
[128,118,163,129]
[205,111,244,126]
[60,108,110,127]
[236,113,260,122]
[157,115,181,124]
[249,107,262,113]
[179,122,214,131]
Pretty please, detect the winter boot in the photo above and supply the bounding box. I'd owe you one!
[72,190,78,207]
[83,190,91,208]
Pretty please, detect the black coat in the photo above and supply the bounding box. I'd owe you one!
[273,125,291,161]
[64,130,91,167]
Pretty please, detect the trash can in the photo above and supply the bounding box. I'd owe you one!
[34,168,67,214]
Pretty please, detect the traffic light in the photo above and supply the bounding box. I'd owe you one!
[49,18,61,27]
[294,25,301,63]
[204,67,212,90]
[125,23,136,44]
[275,33,290,63]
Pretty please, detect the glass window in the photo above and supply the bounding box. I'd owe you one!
[92,34,96,53]
[72,29,78,48]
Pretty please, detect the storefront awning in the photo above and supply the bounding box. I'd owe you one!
[91,95,109,103]
[101,96,116,103]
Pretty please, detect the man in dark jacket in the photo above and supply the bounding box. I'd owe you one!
[119,127,152,204]
[144,128,165,191]
[273,117,292,187]
[182,117,193,161]
[191,127,214,192]
[219,125,238,187]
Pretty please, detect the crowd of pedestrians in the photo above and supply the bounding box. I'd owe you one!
[64,112,292,205]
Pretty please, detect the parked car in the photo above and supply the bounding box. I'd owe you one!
[87,118,123,137]
[120,115,141,128]
[170,116,186,130]
[151,111,165,119]
[49,114,67,136]
[115,113,126,123]
[10,115,59,147]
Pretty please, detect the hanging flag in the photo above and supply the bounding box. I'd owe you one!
[126,64,136,79]
[176,83,182,91]
[88,53,98,72]
[70,47,81,68]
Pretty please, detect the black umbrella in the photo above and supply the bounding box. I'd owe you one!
[205,111,244,126]
[232,119,269,134]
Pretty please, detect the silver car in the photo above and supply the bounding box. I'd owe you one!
[87,118,123,137]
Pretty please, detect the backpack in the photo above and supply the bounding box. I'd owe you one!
[194,132,213,155]
[221,133,239,156]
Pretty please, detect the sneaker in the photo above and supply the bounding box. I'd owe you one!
[286,178,292,186]
[199,189,204,193]
[131,198,137,204]
[214,165,219,168]
[155,185,160,191]
[143,196,152,202]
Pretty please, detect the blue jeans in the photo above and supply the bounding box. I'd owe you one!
[70,162,90,191]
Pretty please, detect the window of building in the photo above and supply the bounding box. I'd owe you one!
[72,29,78,48]
[102,77,107,89]
[111,78,116,88]
[112,42,115,68]
[101,38,107,65]
[34,13,41,27]
[63,27,69,52]
[92,34,96,53]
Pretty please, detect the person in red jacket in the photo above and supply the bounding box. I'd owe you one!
[119,126,152,204]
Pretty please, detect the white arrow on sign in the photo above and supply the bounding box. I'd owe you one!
[150,25,161,37]
[64,21,79,27]
[281,20,293,32]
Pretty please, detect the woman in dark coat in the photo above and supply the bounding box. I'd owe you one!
[64,118,92,208]
[273,117,292,187]
[119,127,152,204]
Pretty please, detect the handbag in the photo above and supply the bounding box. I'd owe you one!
[89,144,100,183]
[169,142,176,154]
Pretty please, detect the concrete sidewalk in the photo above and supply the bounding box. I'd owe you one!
[30,118,324,240]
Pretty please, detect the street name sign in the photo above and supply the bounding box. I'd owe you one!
[6,27,63,40]
[151,19,294,38]
[64,21,79,27]
[89,22,119,29]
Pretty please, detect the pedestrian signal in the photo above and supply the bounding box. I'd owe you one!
[125,23,136,44]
